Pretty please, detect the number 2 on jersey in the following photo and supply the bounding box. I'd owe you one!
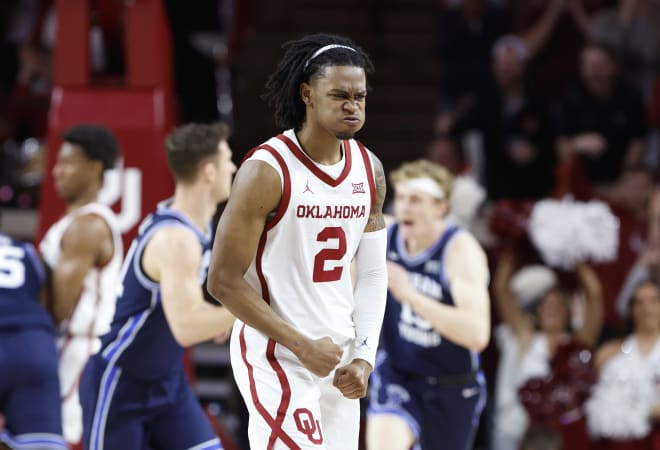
[313,227,347,282]
[0,245,26,289]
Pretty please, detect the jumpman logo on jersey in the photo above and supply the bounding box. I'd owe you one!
[303,180,314,194]
[358,337,369,349]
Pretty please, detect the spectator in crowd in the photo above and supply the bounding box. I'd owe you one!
[433,0,510,120]
[589,0,660,103]
[443,35,556,201]
[493,249,603,450]
[586,280,660,449]
[586,165,655,339]
[616,186,660,321]
[556,42,647,190]
[425,134,465,175]
[511,0,607,100]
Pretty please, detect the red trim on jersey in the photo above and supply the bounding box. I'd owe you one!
[239,325,301,450]
[241,144,291,231]
[356,141,376,212]
[260,145,291,231]
[276,134,352,187]
[255,232,270,304]
[266,339,293,449]
[240,145,264,165]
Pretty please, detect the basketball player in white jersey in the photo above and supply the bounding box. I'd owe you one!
[208,33,388,450]
[39,125,122,447]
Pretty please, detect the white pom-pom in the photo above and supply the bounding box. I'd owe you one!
[528,198,619,270]
[449,175,486,225]
[510,265,558,307]
[585,347,654,439]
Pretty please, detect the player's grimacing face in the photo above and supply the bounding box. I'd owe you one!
[307,65,367,140]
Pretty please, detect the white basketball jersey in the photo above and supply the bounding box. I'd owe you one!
[39,202,123,337]
[244,129,376,346]
[39,202,122,444]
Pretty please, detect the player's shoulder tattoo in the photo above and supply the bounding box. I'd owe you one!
[366,152,386,232]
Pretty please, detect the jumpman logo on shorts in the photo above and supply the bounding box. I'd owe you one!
[303,180,314,194]
[358,337,369,348]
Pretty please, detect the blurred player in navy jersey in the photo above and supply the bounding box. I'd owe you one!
[80,122,236,450]
[0,233,66,450]
[367,159,490,450]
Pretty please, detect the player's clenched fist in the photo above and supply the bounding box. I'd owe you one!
[295,336,343,377]
[333,359,373,399]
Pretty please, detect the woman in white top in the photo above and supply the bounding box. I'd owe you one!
[586,280,660,450]
[492,249,603,450]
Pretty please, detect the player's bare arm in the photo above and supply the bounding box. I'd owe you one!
[365,152,387,233]
[143,225,235,347]
[389,232,490,352]
[50,214,113,323]
[208,160,343,377]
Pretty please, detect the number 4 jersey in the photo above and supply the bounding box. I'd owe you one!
[242,129,376,346]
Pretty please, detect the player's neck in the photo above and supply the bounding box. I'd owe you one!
[405,221,446,256]
[170,185,214,234]
[295,127,343,165]
[66,187,99,213]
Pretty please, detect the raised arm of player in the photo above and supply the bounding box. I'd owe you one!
[207,160,343,377]
[50,214,113,323]
[142,225,235,347]
[334,152,388,399]
[388,231,490,352]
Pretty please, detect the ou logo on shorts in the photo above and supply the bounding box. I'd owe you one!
[293,408,323,444]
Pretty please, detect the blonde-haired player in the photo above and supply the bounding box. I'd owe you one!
[367,159,491,450]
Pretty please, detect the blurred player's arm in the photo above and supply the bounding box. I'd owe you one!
[207,160,343,377]
[50,214,111,323]
[335,153,388,399]
[389,232,490,352]
[143,225,235,347]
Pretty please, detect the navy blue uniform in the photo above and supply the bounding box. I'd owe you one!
[79,205,223,450]
[0,234,66,450]
[368,224,486,450]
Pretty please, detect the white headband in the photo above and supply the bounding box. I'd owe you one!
[399,177,446,200]
[304,44,357,70]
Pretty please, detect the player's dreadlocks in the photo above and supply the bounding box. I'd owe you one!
[263,33,374,131]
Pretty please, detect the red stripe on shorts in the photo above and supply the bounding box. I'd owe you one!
[240,325,300,450]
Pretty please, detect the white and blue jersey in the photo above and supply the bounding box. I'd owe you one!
[0,234,53,332]
[0,234,66,450]
[380,223,480,377]
[98,204,212,379]
[80,204,222,450]
[368,223,486,450]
